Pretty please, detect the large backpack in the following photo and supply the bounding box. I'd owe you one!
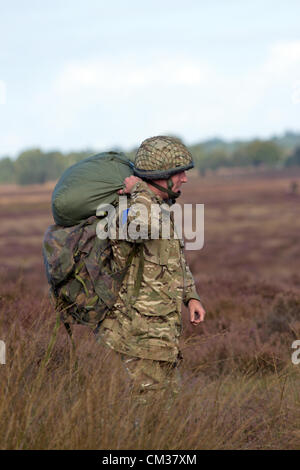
[43,215,139,333]
[43,151,137,335]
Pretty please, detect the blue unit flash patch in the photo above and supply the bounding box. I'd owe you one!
[122,208,129,225]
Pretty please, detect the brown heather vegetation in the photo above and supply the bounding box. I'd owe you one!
[0,171,300,450]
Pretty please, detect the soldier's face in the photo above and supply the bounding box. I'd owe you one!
[151,171,188,199]
[171,171,188,192]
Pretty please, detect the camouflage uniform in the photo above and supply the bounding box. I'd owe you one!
[97,177,200,402]
[43,136,201,404]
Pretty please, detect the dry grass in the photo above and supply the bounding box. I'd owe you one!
[0,172,300,449]
[0,289,299,450]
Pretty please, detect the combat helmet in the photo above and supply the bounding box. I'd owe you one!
[133,136,194,201]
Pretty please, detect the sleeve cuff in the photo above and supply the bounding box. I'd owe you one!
[183,291,201,307]
[130,180,149,194]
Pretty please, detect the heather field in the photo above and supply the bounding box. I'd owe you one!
[0,170,300,450]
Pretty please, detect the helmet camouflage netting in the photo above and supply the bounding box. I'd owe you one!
[134,136,194,179]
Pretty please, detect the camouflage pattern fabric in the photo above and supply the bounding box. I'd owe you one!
[43,215,132,328]
[120,353,182,405]
[97,180,201,362]
[101,344,181,408]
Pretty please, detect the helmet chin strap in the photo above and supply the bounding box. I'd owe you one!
[145,177,180,204]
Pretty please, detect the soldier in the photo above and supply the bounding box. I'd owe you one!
[96,136,205,405]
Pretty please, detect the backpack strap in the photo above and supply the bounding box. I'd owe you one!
[132,244,144,301]
[127,244,144,305]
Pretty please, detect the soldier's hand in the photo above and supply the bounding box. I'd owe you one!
[118,176,142,195]
[188,299,206,325]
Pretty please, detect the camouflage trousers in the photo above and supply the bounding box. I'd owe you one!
[119,353,182,406]
[99,341,182,407]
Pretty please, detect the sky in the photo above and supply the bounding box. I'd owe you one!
[0,0,300,158]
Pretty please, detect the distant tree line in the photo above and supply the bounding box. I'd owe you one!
[0,149,92,185]
[192,140,290,176]
[1,133,300,185]
[190,135,300,176]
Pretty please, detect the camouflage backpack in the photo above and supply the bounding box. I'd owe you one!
[43,215,138,335]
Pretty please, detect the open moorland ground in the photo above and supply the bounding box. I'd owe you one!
[0,169,300,449]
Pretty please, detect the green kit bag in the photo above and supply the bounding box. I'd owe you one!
[52,151,134,227]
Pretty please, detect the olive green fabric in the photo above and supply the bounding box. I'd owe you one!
[52,152,133,227]
[134,136,194,180]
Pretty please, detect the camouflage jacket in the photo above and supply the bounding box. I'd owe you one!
[97,180,201,362]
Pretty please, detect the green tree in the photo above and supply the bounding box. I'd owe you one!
[64,150,94,167]
[232,140,283,167]
[15,149,65,185]
[285,146,300,167]
[196,149,230,176]
[0,157,16,183]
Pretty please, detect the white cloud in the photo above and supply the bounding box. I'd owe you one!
[265,41,300,75]
[52,40,300,106]
[28,41,300,150]
[54,56,210,99]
